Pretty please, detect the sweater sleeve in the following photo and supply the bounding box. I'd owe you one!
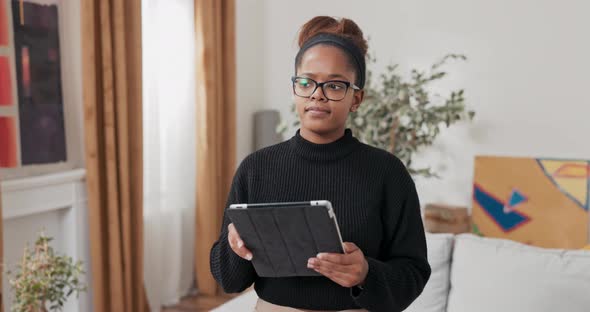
[351,165,431,312]
[209,162,258,293]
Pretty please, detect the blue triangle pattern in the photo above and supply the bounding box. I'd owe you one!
[508,190,526,207]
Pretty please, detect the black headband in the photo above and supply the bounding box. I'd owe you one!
[295,33,366,89]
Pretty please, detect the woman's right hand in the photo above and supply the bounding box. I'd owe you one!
[228,223,253,260]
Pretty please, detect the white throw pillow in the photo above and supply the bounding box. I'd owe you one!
[404,233,454,312]
[447,234,590,312]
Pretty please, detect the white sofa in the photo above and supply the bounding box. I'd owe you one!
[213,234,590,312]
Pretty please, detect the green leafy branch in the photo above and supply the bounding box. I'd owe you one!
[5,233,86,312]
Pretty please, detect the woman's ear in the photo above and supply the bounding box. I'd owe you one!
[350,90,364,112]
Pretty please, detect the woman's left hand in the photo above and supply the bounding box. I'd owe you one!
[307,242,369,288]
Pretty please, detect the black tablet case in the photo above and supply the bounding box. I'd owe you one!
[227,203,344,277]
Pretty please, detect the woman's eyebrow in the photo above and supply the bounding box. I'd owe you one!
[299,73,349,80]
[327,73,349,80]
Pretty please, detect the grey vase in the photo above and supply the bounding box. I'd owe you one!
[253,109,283,151]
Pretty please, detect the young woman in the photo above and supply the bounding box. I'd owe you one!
[210,16,430,312]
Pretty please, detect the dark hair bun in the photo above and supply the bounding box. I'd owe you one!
[297,16,368,57]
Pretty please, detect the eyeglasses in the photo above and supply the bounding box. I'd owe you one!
[291,76,361,101]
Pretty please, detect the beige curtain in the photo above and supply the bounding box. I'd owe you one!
[194,0,237,296]
[81,0,147,311]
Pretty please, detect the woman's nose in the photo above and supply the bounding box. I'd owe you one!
[310,85,327,101]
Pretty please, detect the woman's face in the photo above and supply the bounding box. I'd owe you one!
[294,45,364,141]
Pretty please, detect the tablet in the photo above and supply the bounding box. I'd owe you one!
[227,200,345,277]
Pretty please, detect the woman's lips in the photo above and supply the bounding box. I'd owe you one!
[305,106,331,117]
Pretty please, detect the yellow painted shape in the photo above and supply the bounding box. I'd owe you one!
[539,160,588,207]
[553,177,587,206]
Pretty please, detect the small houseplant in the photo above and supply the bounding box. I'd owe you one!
[5,233,86,312]
[279,53,475,178]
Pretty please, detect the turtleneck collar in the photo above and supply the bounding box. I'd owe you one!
[289,128,360,161]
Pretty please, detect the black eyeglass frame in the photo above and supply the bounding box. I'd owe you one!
[291,76,361,101]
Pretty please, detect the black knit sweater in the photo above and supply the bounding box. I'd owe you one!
[210,129,430,312]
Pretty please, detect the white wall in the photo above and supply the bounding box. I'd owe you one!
[236,0,267,162]
[237,0,590,208]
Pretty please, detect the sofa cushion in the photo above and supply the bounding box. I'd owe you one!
[447,234,590,312]
[211,290,257,312]
[404,233,454,312]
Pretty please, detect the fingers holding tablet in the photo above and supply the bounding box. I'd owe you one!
[228,223,253,260]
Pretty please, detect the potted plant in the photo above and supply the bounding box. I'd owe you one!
[5,233,86,312]
[279,53,475,178]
